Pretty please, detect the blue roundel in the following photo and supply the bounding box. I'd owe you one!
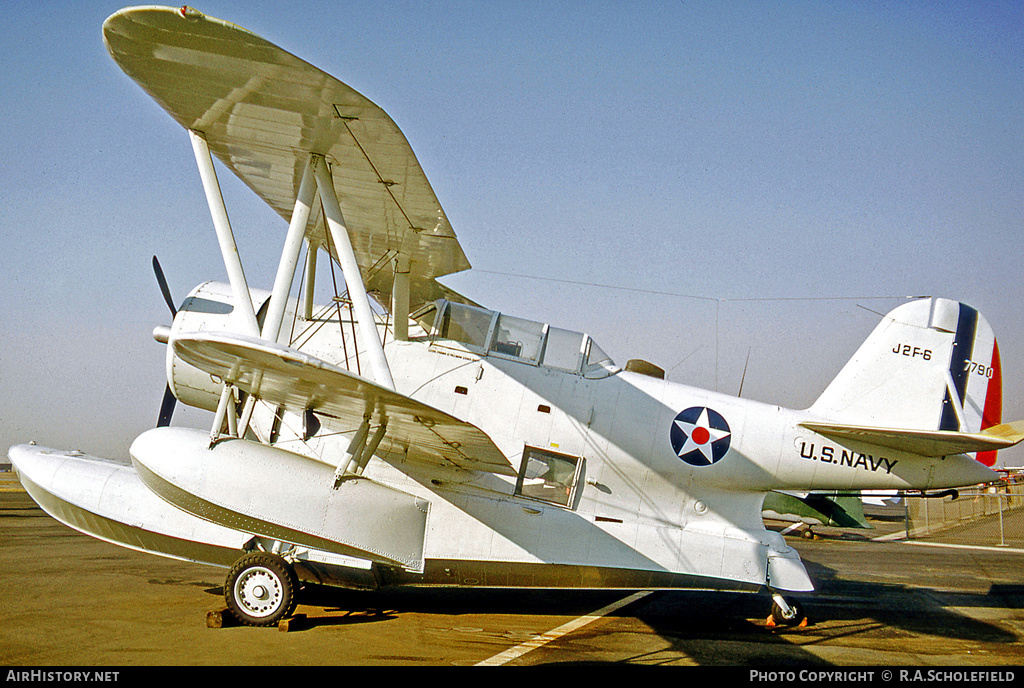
[670,407,732,466]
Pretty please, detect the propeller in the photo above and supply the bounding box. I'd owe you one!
[152,255,177,318]
[152,256,177,427]
[157,385,177,428]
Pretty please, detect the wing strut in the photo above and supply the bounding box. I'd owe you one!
[188,139,397,441]
[210,383,238,446]
[392,255,411,341]
[301,239,319,320]
[262,157,317,342]
[312,155,395,391]
[233,158,319,437]
[188,130,259,337]
[334,418,389,487]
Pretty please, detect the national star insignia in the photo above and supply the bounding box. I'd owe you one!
[671,407,732,466]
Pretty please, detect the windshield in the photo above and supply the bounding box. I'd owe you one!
[431,301,617,377]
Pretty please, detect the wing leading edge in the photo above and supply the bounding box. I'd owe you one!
[103,5,473,313]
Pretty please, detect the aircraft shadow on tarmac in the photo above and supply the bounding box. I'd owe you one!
[562,565,1019,666]
[278,585,634,630]
[799,560,1020,640]
[201,559,1019,665]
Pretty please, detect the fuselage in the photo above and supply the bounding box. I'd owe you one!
[161,282,993,590]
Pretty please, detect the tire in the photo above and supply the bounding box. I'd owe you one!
[770,598,806,627]
[224,552,298,627]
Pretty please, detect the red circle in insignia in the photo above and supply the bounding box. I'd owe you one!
[691,427,710,445]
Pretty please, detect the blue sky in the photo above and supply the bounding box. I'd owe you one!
[2,1,1023,466]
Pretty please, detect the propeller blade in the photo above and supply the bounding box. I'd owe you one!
[157,385,177,427]
[152,257,178,427]
[152,255,177,317]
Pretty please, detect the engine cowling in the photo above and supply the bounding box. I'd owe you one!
[162,281,273,413]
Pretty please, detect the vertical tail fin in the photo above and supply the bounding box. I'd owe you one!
[810,298,1003,465]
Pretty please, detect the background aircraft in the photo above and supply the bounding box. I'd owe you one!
[762,492,871,533]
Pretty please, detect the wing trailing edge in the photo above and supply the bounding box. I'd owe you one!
[171,330,517,477]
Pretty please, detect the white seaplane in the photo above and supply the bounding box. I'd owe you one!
[9,6,1023,627]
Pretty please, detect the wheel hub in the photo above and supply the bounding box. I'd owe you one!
[235,566,283,617]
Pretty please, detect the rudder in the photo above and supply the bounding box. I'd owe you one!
[938,302,1002,465]
[810,298,1003,465]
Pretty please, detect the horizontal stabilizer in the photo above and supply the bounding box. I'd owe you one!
[172,330,516,477]
[800,421,1024,458]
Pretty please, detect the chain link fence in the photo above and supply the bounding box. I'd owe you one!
[903,472,1024,544]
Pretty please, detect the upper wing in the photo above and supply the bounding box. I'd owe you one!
[103,6,472,312]
[172,330,517,477]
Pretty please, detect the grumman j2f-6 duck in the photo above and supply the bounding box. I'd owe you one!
[10,6,1024,628]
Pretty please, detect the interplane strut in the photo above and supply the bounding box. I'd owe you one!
[189,138,400,445]
[188,130,260,337]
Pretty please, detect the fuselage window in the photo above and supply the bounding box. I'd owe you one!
[541,327,585,373]
[431,300,617,378]
[492,314,545,363]
[514,446,582,508]
[436,301,494,350]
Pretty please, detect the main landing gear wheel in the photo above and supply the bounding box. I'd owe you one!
[225,552,298,627]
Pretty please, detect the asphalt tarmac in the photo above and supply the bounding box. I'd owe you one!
[2,472,1022,668]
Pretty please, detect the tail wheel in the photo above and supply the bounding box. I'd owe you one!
[769,598,806,627]
[225,552,298,627]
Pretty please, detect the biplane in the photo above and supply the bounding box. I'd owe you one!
[9,6,1024,628]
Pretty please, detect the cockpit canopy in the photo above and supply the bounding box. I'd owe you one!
[429,300,618,378]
